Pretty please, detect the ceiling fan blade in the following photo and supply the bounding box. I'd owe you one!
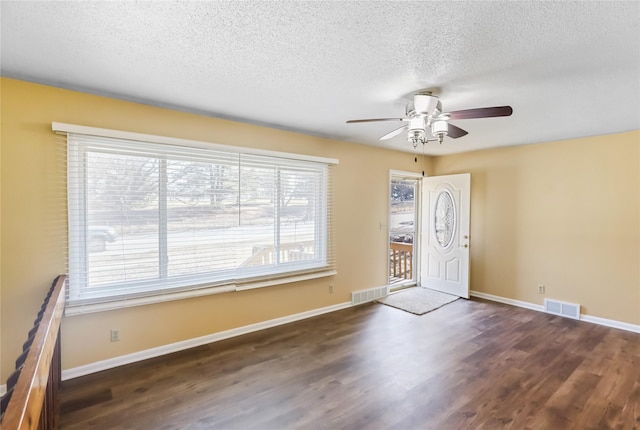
[379,125,408,141]
[447,123,469,139]
[346,118,408,124]
[447,106,513,120]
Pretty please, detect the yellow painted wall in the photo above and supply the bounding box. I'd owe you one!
[2,76,638,383]
[433,131,640,325]
[0,78,424,379]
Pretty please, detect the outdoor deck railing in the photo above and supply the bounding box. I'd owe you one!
[241,241,315,267]
[390,242,413,282]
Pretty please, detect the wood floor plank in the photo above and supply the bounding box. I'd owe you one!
[60,298,640,429]
[526,369,602,429]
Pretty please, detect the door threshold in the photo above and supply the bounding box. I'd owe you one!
[389,282,417,293]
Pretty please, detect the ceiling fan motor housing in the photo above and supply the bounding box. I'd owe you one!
[413,93,439,115]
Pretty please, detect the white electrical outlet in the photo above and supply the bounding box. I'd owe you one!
[110,329,120,342]
[538,284,545,294]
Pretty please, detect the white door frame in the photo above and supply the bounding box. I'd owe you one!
[388,170,423,288]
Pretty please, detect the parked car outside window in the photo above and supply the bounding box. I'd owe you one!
[88,226,117,252]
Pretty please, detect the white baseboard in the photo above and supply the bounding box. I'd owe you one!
[62,301,352,381]
[0,384,6,397]
[580,314,640,333]
[470,290,544,312]
[470,290,640,334]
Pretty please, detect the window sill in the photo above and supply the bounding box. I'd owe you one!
[65,270,337,316]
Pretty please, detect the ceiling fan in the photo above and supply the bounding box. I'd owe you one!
[346,91,513,147]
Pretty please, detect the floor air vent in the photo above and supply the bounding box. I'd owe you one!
[544,298,580,320]
[352,286,389,305]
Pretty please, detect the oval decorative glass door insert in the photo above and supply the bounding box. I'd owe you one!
[434,190,456,248]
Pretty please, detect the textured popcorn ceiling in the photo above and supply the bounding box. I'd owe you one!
[1,1,638,155]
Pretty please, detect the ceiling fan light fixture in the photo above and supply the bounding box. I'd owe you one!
[408,117,425,132]
[431,119,448,144]
[408,129,425,148]
[408,117,426,147]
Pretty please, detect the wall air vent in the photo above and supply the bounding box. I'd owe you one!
[351,286,389,305]
[544,298,580,320]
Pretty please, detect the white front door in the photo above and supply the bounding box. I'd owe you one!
[421,173,470,298]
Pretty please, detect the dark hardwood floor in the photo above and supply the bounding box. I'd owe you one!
[60,297,640,429]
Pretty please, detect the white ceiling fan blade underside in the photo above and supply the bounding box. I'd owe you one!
[379,125,408,141]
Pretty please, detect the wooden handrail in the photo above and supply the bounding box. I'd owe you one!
[1,275,66,430]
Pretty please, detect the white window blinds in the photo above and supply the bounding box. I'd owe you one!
[61,124,336,310]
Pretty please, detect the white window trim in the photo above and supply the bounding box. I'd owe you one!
[52,122,339,165]
[64,269,337,316]
[57,122,338,313]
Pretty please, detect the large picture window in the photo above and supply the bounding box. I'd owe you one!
[65,128,335,309]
